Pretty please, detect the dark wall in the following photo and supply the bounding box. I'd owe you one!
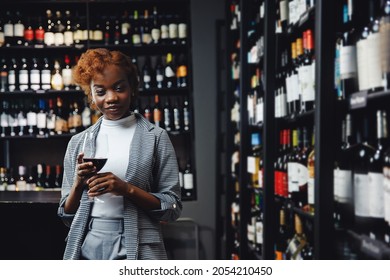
[180,0,225,259]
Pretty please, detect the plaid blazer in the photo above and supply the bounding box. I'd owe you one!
[57,113,182,259]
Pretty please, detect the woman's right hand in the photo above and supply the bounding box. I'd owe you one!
[74,152,96,188]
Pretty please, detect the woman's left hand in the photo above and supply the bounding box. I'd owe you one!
[86,172,129,197]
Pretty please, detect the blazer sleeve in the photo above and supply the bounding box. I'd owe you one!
[148,129,183,222]
[57,135,80,228]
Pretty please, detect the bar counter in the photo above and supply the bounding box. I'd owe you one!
[0,191,68,260]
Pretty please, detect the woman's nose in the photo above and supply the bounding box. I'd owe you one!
[105,90,118,102]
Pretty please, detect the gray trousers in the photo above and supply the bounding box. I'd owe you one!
[81,218,126,260]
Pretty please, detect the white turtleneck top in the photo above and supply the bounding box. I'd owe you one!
[91,113,136,218]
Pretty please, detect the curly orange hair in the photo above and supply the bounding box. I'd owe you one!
[73,48,139,108]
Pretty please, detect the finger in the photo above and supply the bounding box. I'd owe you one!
[77,152,84,164]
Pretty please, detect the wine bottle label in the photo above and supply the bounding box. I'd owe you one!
[24,29,34,42]
[380,21,390,73]
[247,156,259,175]
[168,23,178,39]
[64,31,74,46]
[17,113,27,127]
[143,74,151,83]
[44,32,55,46]
[368,172,384,218]
[55,117,68,133]
[165,67,175,78]
[1,113,9,127]
[281,171,288,197]
[30,69,41,90]
[26,112,37,126]
[73,30,83,43]
[35,29,44,42]
[334,169,352,203]
[93,30,103,41]
[384,172,390,224]
[308,177,314,205]
[367,33,383,89]
[132,34,141,45]
[161,24,169,39]
[19,70,29,88]
[297,163,308,186]
[340,45,357,79]
[0,32,4,46]
[37,112,46,129]
[151,28,161,43]
[54,33,64,46]
[7,183,16,191]
[41,70,51,88]
[183,173,194,189]
[8,114,17,128]
[287,162,299,192]
[16,180,27,191]
[14,23,24,37]
[4,24,14,37]
[289,73,300,102]
[8,70,15,91]
[177,65,187,78]
[47,115,55,130]
[142,34,152,45]
[121,23,130,35]
[354,173,370,217]
[280,1,289,22]
[258,169,263,189]
[62,69,73,86]
[247,224,255,243]
[51,73,64,90]
[255,220,263,245]
[179,171,184,187]
[178,23,187,39]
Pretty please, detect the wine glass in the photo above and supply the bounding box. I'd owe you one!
[82,132,109,203]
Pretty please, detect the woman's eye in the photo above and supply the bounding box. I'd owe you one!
[115,86,123,92]
[95,89,105,95]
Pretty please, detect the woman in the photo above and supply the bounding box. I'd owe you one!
[57,48,182,260]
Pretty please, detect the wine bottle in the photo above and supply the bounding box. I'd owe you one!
[54,165,62,189]
[1,101,10,137]
[178,14,188,45]
[151,6,161,44]
[18,57,29,91]
[141,9,152,45]
[173,98,181,131]
[153,94,162,128]
[4,11,14,47]
[44,10,55,46]
[26,100,37,136]
[34,16,45,46]
[63,10,74,46]
[13,11,25,46]
[51,59,64,90]
[23,17,34,46]
[35,164,44,190]
[46,98,56,136]
[17,100,27,136]
[8,58,19,92]
[55,97,68,134]
[53,10,65,46]
[113,19,121,45]
[30,57,41,91]
[62,55,73,90]
[0,167,8,191]
[155,55,164,89]
[163,97,172,131]
[183,98,190,131]
[275,207,288,260]
[176,54,188,88]
[356,0,383,93]
[142,56,153,90]
[81,97,92,129]
[120,10,131,44]
[380,0,390,90]
[8,102,19,137]
[307,127,315,213]
[16,165,27,191]
[132,10,141,46]
[6,168,16,191]
[183,160,194,197]
[41,57,52,91]
[36,99,47,137]
[300,29,315,112]
[164,53,176,88]
[353,115,375,234]
[367,110,388,241]
[0,58,9,92]
[44,165,52,189]
[287,128,301,206]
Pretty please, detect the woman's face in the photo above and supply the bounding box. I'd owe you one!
[90,64,133,120]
